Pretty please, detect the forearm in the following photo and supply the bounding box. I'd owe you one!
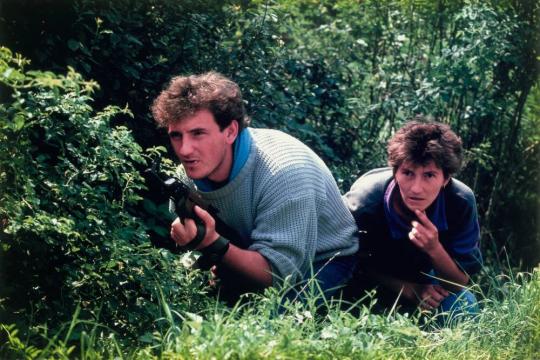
[219,243,273,289]
[369,271,450,309]
[173,207,274,289]
[428,245,469,291]
[369,271,417,302]
[409,210,470,291]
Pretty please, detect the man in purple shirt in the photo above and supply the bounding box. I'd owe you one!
[344,120,482,321]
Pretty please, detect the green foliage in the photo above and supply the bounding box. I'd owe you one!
[0,47,212,341]
[3,2,537,248]
[2,267,539,359]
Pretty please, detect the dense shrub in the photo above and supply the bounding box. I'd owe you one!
[0,47,212,340]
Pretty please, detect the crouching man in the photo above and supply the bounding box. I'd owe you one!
[151,72,358,302]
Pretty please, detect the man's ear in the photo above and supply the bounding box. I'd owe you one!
[224,120,239,144]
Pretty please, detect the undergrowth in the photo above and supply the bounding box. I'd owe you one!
[1,267,538,359]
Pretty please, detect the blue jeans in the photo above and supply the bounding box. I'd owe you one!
[312,254,358,298]
[435,288,479,324]
[284,254,357,305]
[428,272,479,324]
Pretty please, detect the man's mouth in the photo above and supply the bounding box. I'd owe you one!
[182,159,199,166]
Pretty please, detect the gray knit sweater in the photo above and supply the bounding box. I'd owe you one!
[194,128,359,285]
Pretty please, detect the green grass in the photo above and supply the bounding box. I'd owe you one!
[2,267,539,359]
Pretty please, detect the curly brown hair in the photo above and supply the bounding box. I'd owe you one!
[387,118,463,177]
[151,71,250,130]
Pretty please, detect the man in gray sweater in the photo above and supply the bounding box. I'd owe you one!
[151,72,358,300]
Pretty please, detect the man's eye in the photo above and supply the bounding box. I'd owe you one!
[169,132,181,140]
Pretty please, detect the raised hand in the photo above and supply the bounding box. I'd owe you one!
[408,209,442,256]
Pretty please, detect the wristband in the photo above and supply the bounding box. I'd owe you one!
[197,236,230,270]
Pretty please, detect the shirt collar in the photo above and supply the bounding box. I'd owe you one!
[384,179,448,239]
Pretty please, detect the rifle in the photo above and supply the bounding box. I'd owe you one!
[145,159,241,269]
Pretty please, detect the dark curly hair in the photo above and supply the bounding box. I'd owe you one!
[387,118,463,177]
[151,71,250,130]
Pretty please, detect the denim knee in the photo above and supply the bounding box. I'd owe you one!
[437,289,478,325]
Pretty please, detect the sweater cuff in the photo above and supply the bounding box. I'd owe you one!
[250,245,303,287]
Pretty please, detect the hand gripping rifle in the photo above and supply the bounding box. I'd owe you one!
[145,160,240,270]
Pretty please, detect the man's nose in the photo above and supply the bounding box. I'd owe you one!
[178,138,193,156]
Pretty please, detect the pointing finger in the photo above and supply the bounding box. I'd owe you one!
[414,209,437,231]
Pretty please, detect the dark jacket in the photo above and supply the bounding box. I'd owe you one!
[344,168,483,284]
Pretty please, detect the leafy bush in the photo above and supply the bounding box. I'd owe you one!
[0,47,212,340]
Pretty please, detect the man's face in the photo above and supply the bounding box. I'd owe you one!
[394,160,449,212]
[168,109,238,182]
